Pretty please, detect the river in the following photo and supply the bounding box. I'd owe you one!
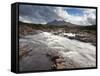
[19,32,96,71]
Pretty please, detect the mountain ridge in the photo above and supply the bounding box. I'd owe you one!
[47,19,76,26]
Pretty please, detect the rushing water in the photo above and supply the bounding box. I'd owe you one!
[19,32,96,71]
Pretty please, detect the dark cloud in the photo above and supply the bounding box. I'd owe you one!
[87,18,96,25]
[19,5,60,24]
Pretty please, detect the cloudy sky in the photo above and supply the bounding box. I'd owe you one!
[19,5,96,25]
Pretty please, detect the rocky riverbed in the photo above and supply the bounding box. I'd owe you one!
[19,32,96,71]
[53,32,96,46]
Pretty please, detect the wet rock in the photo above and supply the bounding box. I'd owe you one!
[56,62,66,69]
[50,55,66,70]
[51,56,60,62]
[56,59,65,63]
[19,44,32,60]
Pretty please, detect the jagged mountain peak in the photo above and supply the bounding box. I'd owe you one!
[47,19,74,26]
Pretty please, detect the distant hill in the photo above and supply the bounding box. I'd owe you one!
[19,21,96,31]
[19,21,96,39]
[47,20,76,26]
[47,19,96,27]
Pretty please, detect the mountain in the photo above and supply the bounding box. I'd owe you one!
[46,20,96,29]
[47,20,76,26]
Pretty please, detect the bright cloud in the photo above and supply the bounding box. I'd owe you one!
[54,7,96,25]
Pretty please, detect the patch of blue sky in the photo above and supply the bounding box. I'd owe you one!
[64,8,84,16]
